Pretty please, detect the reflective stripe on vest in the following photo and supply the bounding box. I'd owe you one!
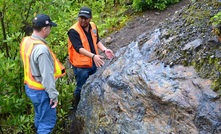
[68,22,99,68]
[20,36,66,90]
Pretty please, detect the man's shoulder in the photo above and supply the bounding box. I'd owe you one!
[31,44,50,61]
[68,28,77,32]
[33,44,49,54]
[90,21,96,25]
[68,29,79,36]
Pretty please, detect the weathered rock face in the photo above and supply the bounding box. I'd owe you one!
[76,29,221,134]
[156,1,221,90]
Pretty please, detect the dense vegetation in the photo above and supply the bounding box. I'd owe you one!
[0,0,180,133]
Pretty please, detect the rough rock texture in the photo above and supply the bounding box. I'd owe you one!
[77,30,221,134]
[154,1,221,90]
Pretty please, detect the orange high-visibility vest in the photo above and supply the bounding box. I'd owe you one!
[68,22,99,68]
[20,36,66,90]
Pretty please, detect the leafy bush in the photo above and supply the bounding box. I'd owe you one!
[0,52,34,133]
[132,0,180,11]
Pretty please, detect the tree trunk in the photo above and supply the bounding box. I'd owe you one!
[0,11,9,58]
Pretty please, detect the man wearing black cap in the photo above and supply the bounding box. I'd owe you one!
[20,14,65,133]
[68,6,114,112]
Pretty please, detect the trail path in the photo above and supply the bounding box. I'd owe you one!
[103,0,190,52]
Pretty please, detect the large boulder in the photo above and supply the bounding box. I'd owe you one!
[77,30,221,134]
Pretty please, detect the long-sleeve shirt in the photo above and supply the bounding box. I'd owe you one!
[67,24,99,54]
[30,34,59,102]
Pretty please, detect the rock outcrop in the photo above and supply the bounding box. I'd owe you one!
[76,30,221,134]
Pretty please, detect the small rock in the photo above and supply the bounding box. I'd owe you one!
[105,37,112,44]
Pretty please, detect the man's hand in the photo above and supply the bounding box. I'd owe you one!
[50,99,58,108]
[104,49,114,59]
[93,55,105,67]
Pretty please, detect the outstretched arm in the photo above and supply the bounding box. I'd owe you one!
[97,41,114,59]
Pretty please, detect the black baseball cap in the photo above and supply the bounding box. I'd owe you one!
[78,7,92,18]
[32,14,57,27]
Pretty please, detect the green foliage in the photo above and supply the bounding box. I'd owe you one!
[0,52,34,133]
[97,7,129,36]
[53,77,76,133]
[132,0,180,11]
[1,114,34,133]
[210,12,221,36]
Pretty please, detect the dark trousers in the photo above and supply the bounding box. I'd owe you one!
[72,63,97,97]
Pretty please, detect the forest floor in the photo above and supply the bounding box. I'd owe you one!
[102,0,191,53]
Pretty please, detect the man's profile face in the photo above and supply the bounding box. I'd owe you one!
[42,25,51,38]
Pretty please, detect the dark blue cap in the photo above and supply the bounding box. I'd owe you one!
[78,7,92,18]
[32,14,57,27]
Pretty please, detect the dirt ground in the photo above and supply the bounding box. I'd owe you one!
[103,0,191,53]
